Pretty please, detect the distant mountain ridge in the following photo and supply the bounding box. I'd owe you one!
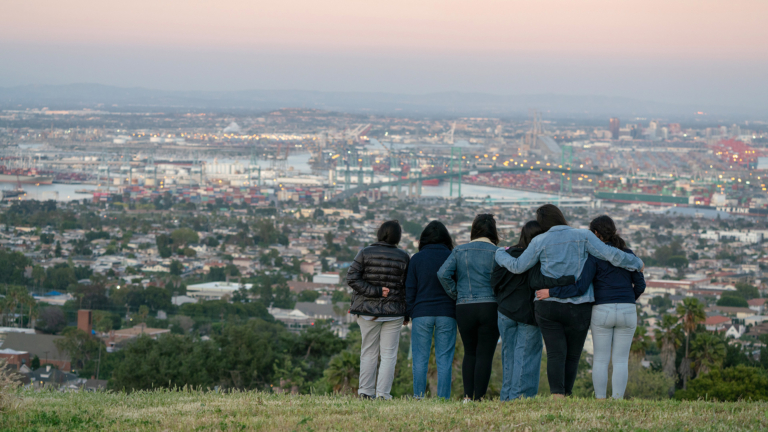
[0,83,745,118]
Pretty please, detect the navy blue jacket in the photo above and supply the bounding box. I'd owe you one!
[405,244,456,319]
[549,244,645,305]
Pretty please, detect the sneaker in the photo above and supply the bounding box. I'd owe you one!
[359,393,375,400]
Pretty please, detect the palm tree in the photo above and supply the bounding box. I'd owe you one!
[690,332,726,377]
[676,297,705,389]
[655,314,683,396]
[324,350,359,394]
[630,325,651,358]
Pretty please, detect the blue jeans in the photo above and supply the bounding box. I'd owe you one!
[498,312,543,400]
[411,316,457,399]
[590,303,637,399]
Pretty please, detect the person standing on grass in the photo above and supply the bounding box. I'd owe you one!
[535,215,645,400]
[437,214,500,402]
[494,204,644,398]
[406,221,457,400]
[492,221,575,401]
[347,220,410,400]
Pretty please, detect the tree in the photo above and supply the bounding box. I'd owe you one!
[272,358,306,394]
[630,325,651,358]
[36,306,66,334]
[655,314,683,396]
[54,241,62,257]
[690,332,727,377]
[170,260,183,276]
[155,233,172,258]
[734,282,760,300]
[54,327,102,370]
[297,290,320,303]
[30,355,40,370]
[677,297,705,389]
[649,295,673,312]
[716,294,749,308]
[675,365,768,401]
[324,350,360,395]
[171,228,199,247]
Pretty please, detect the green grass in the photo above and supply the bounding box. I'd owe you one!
[1,390,767,431]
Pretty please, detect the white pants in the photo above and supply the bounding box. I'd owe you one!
[357,316,404,399]
[591,303,637,399]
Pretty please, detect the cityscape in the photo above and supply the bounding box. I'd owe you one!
[1,0,768,429]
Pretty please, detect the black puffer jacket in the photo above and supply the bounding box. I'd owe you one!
[347,241,410,317]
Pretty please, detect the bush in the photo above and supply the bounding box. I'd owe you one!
[572,357,674,400]
[716,295,748,308]
[675,365,768,401]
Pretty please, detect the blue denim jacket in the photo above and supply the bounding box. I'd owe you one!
[494,226,644,305]
[437,239,498,305]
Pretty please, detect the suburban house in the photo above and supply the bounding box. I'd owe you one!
[102,324,171,352]
[748,298,766,315]
[704,315,731,332]
[724,323,747,339]
[186,281,252,301]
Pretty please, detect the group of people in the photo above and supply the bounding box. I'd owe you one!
[346,204,645,402]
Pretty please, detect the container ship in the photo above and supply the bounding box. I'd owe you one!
[0,170,53,185]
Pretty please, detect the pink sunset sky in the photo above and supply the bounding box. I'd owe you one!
[1,0,767,106]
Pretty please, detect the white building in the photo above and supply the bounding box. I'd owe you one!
[699,230,763,244]
[312,272,340,285]
[186,282,252,301]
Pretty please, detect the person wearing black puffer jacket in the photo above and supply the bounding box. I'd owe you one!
[347,220,410,400]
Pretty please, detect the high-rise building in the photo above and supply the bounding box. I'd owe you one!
[609,118,620,140]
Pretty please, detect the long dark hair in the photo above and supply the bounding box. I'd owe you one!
[470,214,499,245]
[377,220,402,245]
[514,221,545,249]
[589,215,627,250]
[418,220,453,251]
[536,204,568,232]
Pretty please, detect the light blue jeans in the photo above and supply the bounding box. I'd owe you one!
[497,312,542,400]
[590,303,637,399]
[411,316,457,399]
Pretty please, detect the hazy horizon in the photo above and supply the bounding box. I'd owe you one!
[2,0,767,110]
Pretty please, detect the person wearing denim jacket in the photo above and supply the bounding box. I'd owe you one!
[495,205,644,398]
[536,216,646,400]
[437,214,500,401]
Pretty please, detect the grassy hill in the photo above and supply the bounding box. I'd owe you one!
[1,390,767,431]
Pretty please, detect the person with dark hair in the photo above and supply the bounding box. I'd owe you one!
[347,220,410,400]
[491,221,575,400]
[494,204,644,398]
[406,221,456,399]
[437,214,500,401]
[536,215,645,399]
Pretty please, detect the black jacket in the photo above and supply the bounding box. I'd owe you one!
[491,247,575,326]
[347,241,410,317]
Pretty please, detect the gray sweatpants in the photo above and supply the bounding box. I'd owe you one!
[590,303,637,399]
[357,316,404,399]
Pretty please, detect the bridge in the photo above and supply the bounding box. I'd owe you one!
[329,165,605,202]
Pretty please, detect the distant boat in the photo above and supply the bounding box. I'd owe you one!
[0,173,54,185]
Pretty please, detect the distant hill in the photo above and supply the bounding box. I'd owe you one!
[0,83,743,118]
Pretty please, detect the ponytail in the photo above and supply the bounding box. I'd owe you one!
[589,215,627,250]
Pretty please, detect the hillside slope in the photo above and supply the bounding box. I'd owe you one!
[1,390,767,431]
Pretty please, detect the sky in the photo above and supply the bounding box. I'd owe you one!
[1,0,767,108]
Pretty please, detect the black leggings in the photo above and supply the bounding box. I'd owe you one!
[534,301,592,396]
[456,302,500,400]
